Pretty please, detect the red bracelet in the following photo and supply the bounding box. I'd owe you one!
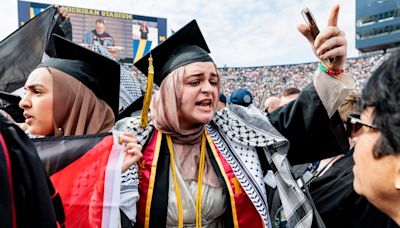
[326,68,344,76]
[318,62,344,77]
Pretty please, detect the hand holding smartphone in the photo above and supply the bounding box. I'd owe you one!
[301,7,319,41]
[301,7,334,63]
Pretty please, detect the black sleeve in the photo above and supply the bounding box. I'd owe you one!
[269,83,349,165]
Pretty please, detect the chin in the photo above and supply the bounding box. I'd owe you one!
[196,115,214,124]
[352,179,363,196]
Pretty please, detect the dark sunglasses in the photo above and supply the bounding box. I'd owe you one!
[346,113,378,137]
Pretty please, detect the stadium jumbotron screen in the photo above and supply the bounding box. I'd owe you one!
[17,1,167,63]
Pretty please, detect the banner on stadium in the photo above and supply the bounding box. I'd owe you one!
[17,1,167,62]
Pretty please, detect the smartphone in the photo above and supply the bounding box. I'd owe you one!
[301,7,319,41]
[302,7,334,63]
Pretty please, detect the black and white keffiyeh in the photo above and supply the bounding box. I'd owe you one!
[92,42,142,111]
[214,105,314,228]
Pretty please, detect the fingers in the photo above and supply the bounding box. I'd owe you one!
[327,4,340,27]
[316,30,347,59]
[297,24,315,46]
[314,26,343,48]
[118,132,138,145]
[125,142,142,154]
[121,149,143,173]
[57,7,70,20]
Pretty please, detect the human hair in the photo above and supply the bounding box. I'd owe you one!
[338,90,360,123]
[95,18,105,25]
[361,51,400,158]
[281,87,300,97]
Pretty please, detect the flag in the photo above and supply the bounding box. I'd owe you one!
[0,6,57,92]
[34,132,124,228]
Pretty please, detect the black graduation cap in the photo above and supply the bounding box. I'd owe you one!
[117,95,144,120]
[134,19,213,86]
[38,34,120,117]
[0,91,24,123]
[134,20,213,127]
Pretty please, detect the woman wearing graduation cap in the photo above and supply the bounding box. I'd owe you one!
[116,5,354,228]
[19,34,142,171]
[20,34,118,136]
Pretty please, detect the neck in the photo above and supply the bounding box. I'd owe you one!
[392,206,400,225]
[372,195,400,225]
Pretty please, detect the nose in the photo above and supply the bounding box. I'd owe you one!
[201,81,214,94]
[19,94,31,109]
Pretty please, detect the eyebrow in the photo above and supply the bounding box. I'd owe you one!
[186,72,219,78]
[25,84,47,90]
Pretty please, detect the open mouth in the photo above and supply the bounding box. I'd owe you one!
[195,99,212,108]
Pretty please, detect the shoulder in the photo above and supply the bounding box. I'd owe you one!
[113,115,154,145]
[213,106,287,147]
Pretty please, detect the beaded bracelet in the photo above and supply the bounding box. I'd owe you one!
[318,62,344,77]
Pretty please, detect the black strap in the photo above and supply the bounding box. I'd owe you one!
[298,173,326,228]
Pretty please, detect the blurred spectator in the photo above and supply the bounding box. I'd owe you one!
[83,18,114,47]
[264,96,280,113]
[230,88,253,107]
[280,87,300,106]
[338,90,360,123]
[218,93,227,109]
[218,53,387,107]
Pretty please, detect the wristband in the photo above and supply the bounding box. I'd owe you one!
[319,62,344,77]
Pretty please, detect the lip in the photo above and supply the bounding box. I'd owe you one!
[23,112,33,124]
[195,98,214,112]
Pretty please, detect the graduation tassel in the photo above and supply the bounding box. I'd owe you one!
[139,54,154,128]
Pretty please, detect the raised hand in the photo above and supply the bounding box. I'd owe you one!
[56,6,70,20]
[298,4,347,70]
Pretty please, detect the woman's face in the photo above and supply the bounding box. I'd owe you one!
[178,61,219,130]
[19,68,54,136]
[353,107,400,206]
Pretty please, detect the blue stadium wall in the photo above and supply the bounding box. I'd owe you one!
[356,0,400,52]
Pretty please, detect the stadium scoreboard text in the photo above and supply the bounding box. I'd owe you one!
[17,1,167,62]
[63,7,133,20]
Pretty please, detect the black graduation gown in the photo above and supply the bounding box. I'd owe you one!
[0,116,64,228]
[307,153,398,228]
[269,83,349,165]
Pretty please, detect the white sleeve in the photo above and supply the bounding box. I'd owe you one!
[313,68,356,118]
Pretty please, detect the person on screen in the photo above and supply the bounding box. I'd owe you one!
[139,21,149,40]
[83,18,114,47]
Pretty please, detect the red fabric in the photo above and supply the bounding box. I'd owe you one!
[136,130,159,227]
[137,131,264,227]
[50,135,114,228]
[0,133,17,228]
[212,142,264,228]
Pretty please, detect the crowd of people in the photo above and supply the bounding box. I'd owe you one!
[1,4,400,228]
[129,54,386,107]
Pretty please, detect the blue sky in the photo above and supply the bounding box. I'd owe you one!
[0,0,357,67]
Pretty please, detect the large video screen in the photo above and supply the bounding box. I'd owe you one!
[18,1,167,62]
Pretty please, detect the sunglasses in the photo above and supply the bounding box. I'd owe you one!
[346,113,378,137]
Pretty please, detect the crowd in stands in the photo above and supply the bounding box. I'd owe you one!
[128,53,386,107]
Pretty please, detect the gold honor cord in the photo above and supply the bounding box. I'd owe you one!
[196,133,206,228]
[166,132,207,228]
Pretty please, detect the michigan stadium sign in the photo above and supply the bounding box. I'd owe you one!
[18,1,167,62]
